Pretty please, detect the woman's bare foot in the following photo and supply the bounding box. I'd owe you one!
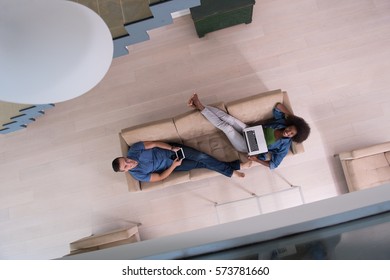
[188,93,205,111]
[187,93,196,108]
[240,161,253,170]
[233,170,245,178]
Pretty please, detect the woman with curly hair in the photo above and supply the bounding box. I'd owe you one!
[188,93,310,169]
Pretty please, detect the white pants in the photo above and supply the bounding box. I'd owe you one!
[201,106,249,153]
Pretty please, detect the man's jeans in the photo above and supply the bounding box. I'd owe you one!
[172,144,240,177]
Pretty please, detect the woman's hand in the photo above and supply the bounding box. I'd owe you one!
[247,155,258,161]
[275,102,293,116]
[248,155,270,168]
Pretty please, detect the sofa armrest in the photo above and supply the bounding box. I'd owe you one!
[338,151,354,161]
[118,133,141,191]
[291,142,305,154]
[340,141,390,160]
[69,225,140,252]
[226,89,284,123]
[282,91,305,154]
[125,173,142,192]
[281,90,295,116]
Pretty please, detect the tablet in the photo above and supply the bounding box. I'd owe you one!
[176,148,185,160]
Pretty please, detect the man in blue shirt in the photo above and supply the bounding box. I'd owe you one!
[112,141,246,182]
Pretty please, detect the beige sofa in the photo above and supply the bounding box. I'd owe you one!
[119,89,304,192]
[339,141,390,192]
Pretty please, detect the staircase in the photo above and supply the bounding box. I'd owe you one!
[0,104,55,134]
[71,0,201,58]
[1,0,201,134]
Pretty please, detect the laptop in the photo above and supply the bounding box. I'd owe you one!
[243,125,268,156]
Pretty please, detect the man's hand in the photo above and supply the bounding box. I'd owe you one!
[172,158,183,168]
[149,158,183,182]
[144,141,177,151]
[171,146,181,152]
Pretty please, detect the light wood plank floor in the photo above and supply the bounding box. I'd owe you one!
[1,0,390,259]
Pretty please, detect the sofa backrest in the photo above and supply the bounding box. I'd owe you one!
[120,117,181,147]
[173,102,227,141]
[225,89,284,123]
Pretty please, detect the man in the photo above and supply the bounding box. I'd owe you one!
[112,141,247,182]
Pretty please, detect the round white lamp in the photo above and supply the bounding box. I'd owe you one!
[0,0,113,104]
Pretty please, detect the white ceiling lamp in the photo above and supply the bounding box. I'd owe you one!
[0,0,113,104]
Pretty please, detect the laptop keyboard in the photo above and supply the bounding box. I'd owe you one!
[246,130,259,151]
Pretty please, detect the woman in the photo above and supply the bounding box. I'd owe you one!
[188,93,310,169]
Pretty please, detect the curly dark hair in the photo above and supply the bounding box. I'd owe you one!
[285,115,311,143]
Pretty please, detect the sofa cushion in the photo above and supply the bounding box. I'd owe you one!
[183,131,240,162]
[225,90,284,124]
[351,142,390,159]
[120,117,181,146]
[141,171,190,191]
[189,168,225,181]
[174,102,227,141]
[345,153,390,191]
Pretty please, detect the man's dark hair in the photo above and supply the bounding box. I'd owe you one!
[285,115,311,143]
[112,157,122,172]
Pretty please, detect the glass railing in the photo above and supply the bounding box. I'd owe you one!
[184,211,390,260]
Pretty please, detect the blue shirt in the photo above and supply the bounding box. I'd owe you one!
[127,142,175,182]
[257,107,292,169]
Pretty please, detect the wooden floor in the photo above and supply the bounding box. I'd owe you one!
[1,0,390,259]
